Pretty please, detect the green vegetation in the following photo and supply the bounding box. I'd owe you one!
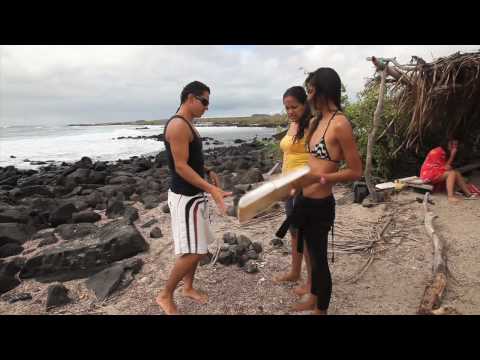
[345,85,408,180]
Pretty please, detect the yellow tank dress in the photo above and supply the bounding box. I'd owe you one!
[279,134,309,174]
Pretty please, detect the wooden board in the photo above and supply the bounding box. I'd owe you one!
[237,165,310,223]
[375,176,427,190]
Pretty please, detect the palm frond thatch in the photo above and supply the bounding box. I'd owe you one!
[369,51,480,152]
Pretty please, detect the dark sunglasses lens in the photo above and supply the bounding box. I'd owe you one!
[201,99,209,106]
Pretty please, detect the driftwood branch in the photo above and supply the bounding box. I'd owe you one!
[417,192,448,315]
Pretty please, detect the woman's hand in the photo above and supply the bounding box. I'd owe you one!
[311,168,328,184]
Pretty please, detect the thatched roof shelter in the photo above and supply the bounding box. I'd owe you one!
[369,51,480,161]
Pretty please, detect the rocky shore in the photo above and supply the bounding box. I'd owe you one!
[0,137,281,310]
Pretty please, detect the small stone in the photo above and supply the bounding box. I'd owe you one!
[270,238,283,247]
[244,261,258,274]
[237,235,252,249]
[130,194,141,203]
[161,204,170,214]
[246,249,259,260]
[217,250,233,266]
[251,242,263,253]
[72,210,101,223]
[223,232,237,245]
[150,227,163,238]
[237,254,249,267]
[124,206,139,224]
[46,283,72,310]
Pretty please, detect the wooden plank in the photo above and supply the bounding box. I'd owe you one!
[375,175,433,191]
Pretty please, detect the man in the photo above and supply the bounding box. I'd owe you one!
[156,81,232,315]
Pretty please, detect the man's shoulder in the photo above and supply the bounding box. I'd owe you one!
[166,117,192,132]
[165,117,192,141]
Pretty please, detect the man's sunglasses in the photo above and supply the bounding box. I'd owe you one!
[195,96,209,107]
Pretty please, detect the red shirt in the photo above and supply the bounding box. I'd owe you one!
[420,147,447,184]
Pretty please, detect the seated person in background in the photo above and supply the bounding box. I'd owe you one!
[420,139,478,202]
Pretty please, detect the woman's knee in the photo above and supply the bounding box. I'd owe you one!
[446,170,456,179]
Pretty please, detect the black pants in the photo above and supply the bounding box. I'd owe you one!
[284,195,298,236]
[276,193,335,311]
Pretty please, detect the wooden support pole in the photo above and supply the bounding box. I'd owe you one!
[364,68,387,202]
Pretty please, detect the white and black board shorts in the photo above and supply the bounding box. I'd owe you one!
[167,189,214,255]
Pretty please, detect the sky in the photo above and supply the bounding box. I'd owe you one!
[1,45,479,126]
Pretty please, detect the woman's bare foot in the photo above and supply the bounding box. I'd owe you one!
[448,196,460,203]
[293,284,310,296]
[182,287,208,304]
[312,309,327,315]
[156,293,178,315]
[291,295,316,312]
[273,272,301,284]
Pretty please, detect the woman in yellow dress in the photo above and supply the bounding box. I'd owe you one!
[274,86,313,302]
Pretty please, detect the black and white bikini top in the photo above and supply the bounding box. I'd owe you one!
[309,110,341,164]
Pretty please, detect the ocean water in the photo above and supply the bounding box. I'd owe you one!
[0,124,277,170]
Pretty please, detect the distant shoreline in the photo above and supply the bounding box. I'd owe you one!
[68,114,288,128]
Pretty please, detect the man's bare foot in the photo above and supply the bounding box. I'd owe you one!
[293,284,310,296]
[448,196,460,203]
[273,272,301,284]
[312,309,327,315]
[182,287,208,304]
[156,293,178,315]
[291,295,316,312]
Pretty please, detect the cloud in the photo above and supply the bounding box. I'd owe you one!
[1,45,479,125]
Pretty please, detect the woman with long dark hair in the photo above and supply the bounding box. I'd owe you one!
[276,68,363,314]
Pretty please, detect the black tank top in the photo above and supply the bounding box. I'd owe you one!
[164,115,205,196]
